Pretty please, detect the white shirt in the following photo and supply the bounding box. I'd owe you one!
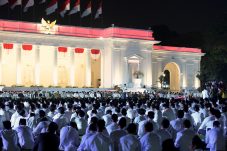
[77,132,96,151]
[127,108,137,120]
[74,117,87,136]
[202,89,209,99]
[84,132,113,151]
[191,112,204,128]
[0,129,20,151]
[170,118,184,132]
[140,132,161,151]
[109,129,127,151]
[156,129,172,143]
[14,125,34,149]
[198,115,215,130]
[53,113,69,130]
[120,134,141,151]
[175,128,196,151]
[134,115,146,124]
[10,111,19,127]
[106,122,118,135]
[59,126,80,151]
[102,114,112,126]
[205,127,225,151]
[33,121,50,136]
[162,108,176,121]
[138,119,158,137]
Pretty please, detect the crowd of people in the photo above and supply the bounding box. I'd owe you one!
[0,88,225,151]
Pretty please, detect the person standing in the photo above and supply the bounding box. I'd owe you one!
[33,122,60,151]
[0,121,20,151]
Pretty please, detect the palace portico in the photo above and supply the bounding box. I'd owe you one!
[0,20,204,91]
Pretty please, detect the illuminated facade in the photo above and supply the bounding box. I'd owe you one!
[0,20,204,91]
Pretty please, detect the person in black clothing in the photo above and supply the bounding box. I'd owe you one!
[33,122,60,151]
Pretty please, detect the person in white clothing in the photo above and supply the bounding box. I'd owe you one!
[110,117,127,151]
[156,118,172,143]
[127,104,137,121]
[14,119,34,150]
[198,108,216,135]
[138,111,158,137]
[106,114,118,135]
[102,110,112,126]
[191,105,204,130]
[175,119,196,151]
[59,122,80,151]
[134,108,146,124]
[202,88,209,99]
[170,110,184,132]
[205,121,225,151]
[0,121,20,151]
[84,119,113,151]
[53,107,69,132]
[77,123,97,151]
[119,123,141,151]
[33,117,50,137]
[73,110,87,136]
[140,122,161,151]
[162,103,176,121]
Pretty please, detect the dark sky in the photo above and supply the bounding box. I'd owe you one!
[104,0,227,33]
[0,0,227,33]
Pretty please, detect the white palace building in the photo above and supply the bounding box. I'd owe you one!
[0,20,204,91]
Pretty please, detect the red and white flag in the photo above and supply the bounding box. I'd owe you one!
[9,0,22,9]
[0,0,8,6]
[95,2,102,19]
[39,0,45,4]
[46,0,57,15]
[59,0,70,17]
[23,0,34,12]
[81,1,91,18]
[68,0,80,15]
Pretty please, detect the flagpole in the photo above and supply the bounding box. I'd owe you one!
[90,0,92,28]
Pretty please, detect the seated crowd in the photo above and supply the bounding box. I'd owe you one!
[0,89,225,151]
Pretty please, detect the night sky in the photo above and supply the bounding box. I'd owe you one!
[0,0,227,33]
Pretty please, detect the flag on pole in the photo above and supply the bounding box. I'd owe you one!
[81,1,91,18]
[0,0,8,6]
[23,0,34,12]
[95,1,102,19]
[68,0,80,15]
[39,0,45,4]
[46,0,57,15]
[9,0,22,9]
[59,0,70,17]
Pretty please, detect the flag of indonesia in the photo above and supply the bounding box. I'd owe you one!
[39,0,45,4]
[95,3,102,19]
[9,0,22,9]
[68,0,80,15]
[0,0,8,6]
[46,0,57,15]
[81,1,91,18]
[23,0,34,12]
[59,0,70,17]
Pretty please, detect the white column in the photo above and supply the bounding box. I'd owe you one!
[181,60,187,88]
[35,45,40,86]
[156,58,163,88]
[69,48,75,87]
[16,44,22,85]
[145,52,152,87]
[100,50,104,88]
[123,57,129,85]
[85,49,91,87]
[0,44,2,85]
[53,47,58,86]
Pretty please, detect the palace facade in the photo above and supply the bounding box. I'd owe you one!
[0,20,204,91]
